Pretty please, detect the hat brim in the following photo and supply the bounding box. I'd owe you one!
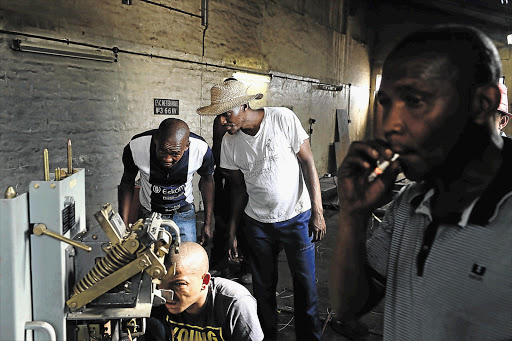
[197,93,263,116]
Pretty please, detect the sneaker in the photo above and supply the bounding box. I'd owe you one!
[240,273,252,285]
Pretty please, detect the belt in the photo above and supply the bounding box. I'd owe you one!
[141,203,193,219]
[161,203,193,218]
[177,202,193,213]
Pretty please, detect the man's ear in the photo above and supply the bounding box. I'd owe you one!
[499,114,510,130]
[202,273,211,289]
[471,83,501,125]
[183,140,190,152]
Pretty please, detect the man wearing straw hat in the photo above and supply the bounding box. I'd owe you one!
[197,79,326,341]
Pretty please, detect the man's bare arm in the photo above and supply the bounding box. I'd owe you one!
[198,174,214,245]
[118,169,137,227]
[226,169,247,260]
[330,141,398,319]
[296,140,326,241]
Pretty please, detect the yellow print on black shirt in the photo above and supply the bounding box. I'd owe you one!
[165,316,224,341]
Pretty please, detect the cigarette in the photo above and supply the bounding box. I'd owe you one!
[368,153,400,182]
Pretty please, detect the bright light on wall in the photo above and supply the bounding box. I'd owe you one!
[375,74,382,91]
[11,39,116,63]
[508,34,512,45]
[232,72,270,106]
[232,72,271,84]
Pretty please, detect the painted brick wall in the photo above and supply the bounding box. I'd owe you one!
[0,0,370,225]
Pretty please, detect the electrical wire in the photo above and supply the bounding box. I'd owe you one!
[0,30,262,73]
[321,309,335,335]
[278,317,294,332]
[2,29,350,91]
[139,0,201,18]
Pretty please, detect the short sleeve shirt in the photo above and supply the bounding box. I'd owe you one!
[150,277,263,341]
[220,107,310,223]
[367,175,512,340]
[122,131,214,214]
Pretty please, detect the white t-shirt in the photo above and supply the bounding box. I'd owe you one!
[220,107,311,223]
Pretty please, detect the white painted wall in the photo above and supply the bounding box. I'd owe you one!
[0,0,371,223]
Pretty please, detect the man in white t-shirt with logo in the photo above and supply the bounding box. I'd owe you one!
[197,79,326,341]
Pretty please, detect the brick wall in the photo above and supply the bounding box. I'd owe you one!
[0,0,370,224]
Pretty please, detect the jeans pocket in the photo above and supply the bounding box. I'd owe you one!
[176,206,195,221]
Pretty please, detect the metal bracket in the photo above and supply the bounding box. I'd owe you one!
[66,253,152,311]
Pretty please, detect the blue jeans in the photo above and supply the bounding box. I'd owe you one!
[242,210,321,341]
[139,204,197,242]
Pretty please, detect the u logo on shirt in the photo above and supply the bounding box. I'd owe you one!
[468,263,486,281]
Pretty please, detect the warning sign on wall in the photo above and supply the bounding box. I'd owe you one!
[154,99,179,115]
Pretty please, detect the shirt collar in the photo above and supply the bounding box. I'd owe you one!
[407,137,512,227]
[468,137,512,225]
[410,187,478,227]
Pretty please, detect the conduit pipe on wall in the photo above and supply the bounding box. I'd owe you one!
[347,83,352,123]
[122,0,208,27]
[1,29,349,90]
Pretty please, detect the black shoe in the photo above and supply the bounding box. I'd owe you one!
[331,318,369,340]
[240,273,252,285]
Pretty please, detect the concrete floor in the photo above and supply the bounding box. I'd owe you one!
[197,206,385,341]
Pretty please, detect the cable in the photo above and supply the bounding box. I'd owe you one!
[139,0,202,18]
[321,309,334,335]
[1,29,349,89]
[278,317,294,332]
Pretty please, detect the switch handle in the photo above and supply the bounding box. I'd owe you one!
[33,223,92,252]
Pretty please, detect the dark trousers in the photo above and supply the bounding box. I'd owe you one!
[242,210,321,341]
[210,174,249,271]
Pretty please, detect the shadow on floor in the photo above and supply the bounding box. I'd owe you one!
[197,207,384,340]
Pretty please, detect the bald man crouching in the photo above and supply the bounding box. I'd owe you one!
[119,118,214,244]
[145,242,263,341]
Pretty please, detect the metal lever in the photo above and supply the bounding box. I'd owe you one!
[33,223,92,252]
[161,218,181,253]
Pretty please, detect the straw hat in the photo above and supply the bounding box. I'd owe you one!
[197,80,263,116]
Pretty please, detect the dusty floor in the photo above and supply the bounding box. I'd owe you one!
[198,205,385,341]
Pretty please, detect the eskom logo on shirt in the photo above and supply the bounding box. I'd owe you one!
[165,318,224,341]
[152,184,186,195]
